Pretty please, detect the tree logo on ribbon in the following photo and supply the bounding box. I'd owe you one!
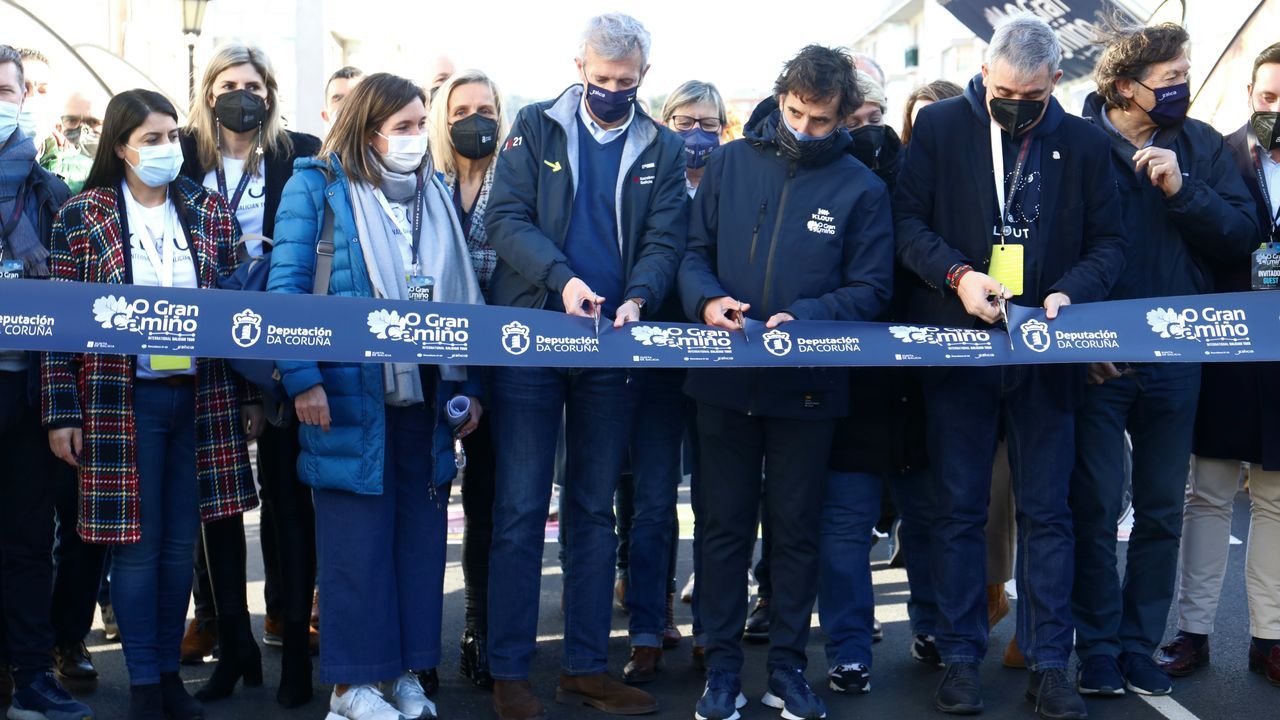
[631,326,672,346]
[502,321,531,355]
[92,295,135,330]
[1020,318,1051,353]
[762,328,793,357]
[232,309,263,348]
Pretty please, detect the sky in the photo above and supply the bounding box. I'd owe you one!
[329,0,898,102]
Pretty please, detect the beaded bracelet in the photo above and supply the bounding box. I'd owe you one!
[946,263,974,291]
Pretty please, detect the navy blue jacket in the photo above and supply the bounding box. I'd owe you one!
[1080,92,1259,299]
[1193,125,1276,468]
[895,76,1127,331]
[678,102,894,419]
[485,85,687,312]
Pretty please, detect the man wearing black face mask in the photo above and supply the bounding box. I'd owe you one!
[895,13,1126,718]
[679,44,892,720]
[1072,23,1261,699]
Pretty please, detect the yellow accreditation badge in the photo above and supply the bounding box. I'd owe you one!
[988,243,1025,297]
[150,355,193,371]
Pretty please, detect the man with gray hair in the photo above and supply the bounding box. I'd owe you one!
[895,14,1126,718]
[485,12,687,720]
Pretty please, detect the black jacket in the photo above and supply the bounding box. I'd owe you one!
[1080,92,1260,299]
[678,100,894,420]
[179,129,322,240]
[1193,125,1276,468]
[485,85,687,311]
[895,75,1127,330]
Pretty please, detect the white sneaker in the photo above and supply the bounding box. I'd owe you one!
[389,672,438,719]
[325,685,406,720]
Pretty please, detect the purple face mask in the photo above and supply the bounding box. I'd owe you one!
[1136,80,1190,128]
[584,82,636,124]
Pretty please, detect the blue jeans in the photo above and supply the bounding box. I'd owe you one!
[111,380,199,685]
[313,402,445,685]
[488,367,636,679]
[887,467,939,637]
[921,366,1076,671]
[1071,363,1200,658]
[818,471,882,668]
[619,370,686,648]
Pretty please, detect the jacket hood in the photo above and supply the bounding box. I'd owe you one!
[965,72,1065,138]
[742,96,853,166]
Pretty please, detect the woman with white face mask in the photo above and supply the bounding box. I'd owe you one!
[268,73,484,720]
[42,88,263,720]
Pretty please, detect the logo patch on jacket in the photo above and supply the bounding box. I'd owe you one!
[633,174,656,185]
[806,208,837,236]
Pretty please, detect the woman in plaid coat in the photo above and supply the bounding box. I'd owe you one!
[41,89,262,720]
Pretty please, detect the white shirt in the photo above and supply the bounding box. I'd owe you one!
[203,157,267,255]
[578,94,633,145]
[123,183,198,378]
[374,189,417,271]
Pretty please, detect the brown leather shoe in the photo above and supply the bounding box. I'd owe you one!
[662,593,682,649]
[1003,635,1026,669]
[1249,641,1280,686]
[1156,633,1210,677]
[180,618,217,665]
[494,679,548,720]
[557,672,659,715]
[623,647,662,684]
[987,584,1010,630]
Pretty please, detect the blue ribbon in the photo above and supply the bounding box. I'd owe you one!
[2,279,1277,367]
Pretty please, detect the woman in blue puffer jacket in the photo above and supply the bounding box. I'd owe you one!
[267,72,484,720]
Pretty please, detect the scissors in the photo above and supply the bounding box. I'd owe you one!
[996,293,1014,351]
[737,305,750,344]
[592,301,601,339]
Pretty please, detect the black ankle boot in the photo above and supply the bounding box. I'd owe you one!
[128,683,165,720]
[194,613,262,701]
[277,620,313,708]
[459,628,493,689]
[160,672,204,719]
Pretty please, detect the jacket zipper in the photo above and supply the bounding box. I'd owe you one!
[759,163,796,314]
[748,199,768,264]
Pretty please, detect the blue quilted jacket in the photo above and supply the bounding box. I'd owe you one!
[268,154,477,494]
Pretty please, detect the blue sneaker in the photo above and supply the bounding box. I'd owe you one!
[761,668,827,720]
[1076,655,1125,697]
[8,671,95,720]
[1119,651,1172,696]
[695,669,747,720]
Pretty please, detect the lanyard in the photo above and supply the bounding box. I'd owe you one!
[373,176,425,270]
[1252,142,1280,234]
[214,159,254,214]
[133,199,178,287]
[990,120,1033,244]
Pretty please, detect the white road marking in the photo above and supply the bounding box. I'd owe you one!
[1140,694,1203,720]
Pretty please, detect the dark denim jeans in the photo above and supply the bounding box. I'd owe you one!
[617,370,686,647]
[921,365,1076,671]
[487,367,636,679]
[818,471,882,668]
[111,379,200,685]
[1071,363,1200,659]
[886,467,939,637]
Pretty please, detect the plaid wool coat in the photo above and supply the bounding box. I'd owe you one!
[41,177,258,544]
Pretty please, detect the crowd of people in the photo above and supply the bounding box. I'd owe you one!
[0,9,1278,720]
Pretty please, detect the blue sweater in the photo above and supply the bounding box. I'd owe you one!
[552,115,625,316]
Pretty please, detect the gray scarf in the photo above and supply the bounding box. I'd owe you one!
[0,133,48,277]
[349,159,484,405]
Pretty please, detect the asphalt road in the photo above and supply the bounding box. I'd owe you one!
[41,487,1273,720]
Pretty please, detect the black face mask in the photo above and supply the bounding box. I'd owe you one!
[773,114,843,166]
[1252,111,1280,151]
[450,113,499,160]
[989,97,1044,139]
[214,89,267,133]
[850,125,887,169]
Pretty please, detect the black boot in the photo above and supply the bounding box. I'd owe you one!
[459,628,493,689]
[128,683,165,720]
[194,613,262,701]
[160,672,204,720]
[277,620,313,708]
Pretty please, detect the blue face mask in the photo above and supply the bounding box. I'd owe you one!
[679,127,719,169]
[1136,80,1190,128]
[126,142,184,188]
[584,82,636,124]
[0,100,19,144]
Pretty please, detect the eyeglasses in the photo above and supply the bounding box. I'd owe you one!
[669,115,722,133]
[60,115,102,130]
